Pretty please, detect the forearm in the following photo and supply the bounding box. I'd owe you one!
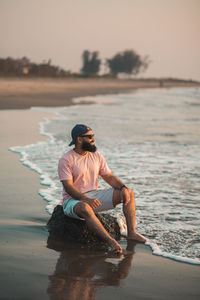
[102,173,127,190]
[62,182,91,201]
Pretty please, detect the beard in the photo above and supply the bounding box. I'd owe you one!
[82,141,97,152]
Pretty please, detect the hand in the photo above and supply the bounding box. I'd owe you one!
[85,198,102,209]
[121,188,131,205]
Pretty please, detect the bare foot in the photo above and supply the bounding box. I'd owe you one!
[127,232,146,243]
[107,238,123,254]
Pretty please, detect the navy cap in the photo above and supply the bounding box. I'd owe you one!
[69,124,92,146]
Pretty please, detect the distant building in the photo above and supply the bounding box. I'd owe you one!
[22,67,29,75]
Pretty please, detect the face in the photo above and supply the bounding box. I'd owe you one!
[80,130,97,152]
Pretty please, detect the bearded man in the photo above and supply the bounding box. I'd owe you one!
[58,124,146,253]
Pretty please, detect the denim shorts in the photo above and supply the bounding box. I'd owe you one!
[63,188,114,219]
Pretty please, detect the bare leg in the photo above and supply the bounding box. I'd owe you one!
[113,189,146,243]
[74,202,122,253]
[123,190,146,242]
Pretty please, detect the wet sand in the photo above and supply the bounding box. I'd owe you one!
[0,94,200,298]
[0,77,199,109]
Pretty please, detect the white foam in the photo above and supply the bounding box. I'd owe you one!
[9,142,62,215]
[146,239,200,265]
[9,88,200,265]
[39,117,55,143]
[116,214,127,236]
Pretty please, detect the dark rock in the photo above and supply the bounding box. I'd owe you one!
[47,205,121,245]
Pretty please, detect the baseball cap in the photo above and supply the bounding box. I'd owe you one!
[69,124,92,146]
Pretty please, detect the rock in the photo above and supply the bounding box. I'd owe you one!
[47,205,121,245]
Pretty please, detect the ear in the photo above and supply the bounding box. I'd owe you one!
[76,136,82,145]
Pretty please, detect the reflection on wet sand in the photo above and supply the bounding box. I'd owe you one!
[47,239,136,300]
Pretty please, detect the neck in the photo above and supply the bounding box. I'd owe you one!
[73,147,87,156]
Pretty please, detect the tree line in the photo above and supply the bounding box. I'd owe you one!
[0,49,150,77]
[0,57,69,77]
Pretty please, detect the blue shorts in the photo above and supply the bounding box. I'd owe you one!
[63,188,114,219]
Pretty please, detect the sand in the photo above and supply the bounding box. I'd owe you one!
[0,77,199,109]
[0,81,200,299]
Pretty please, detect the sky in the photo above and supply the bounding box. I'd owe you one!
[0,0,200,81]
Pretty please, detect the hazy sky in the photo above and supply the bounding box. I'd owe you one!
[1,0,200,80]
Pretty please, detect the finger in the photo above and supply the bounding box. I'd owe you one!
[94,198,102,206]
[90,201,98,209]
[123,200,127,205]
[123,197,129,205]
[93,202,99,209]
[122,194,127,203]
[93,201,98,208]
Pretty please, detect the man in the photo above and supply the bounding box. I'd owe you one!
[58,124,146,254]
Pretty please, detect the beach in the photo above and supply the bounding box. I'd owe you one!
[0,77,199,109]
[0,79,200,299]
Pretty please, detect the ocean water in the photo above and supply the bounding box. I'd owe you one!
[10,87,200,265]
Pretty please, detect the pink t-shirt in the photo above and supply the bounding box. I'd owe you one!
[58,150,111,203]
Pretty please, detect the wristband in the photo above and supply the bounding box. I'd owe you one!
[120,185,127,191]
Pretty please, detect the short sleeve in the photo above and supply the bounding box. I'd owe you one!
[58,156,73,181]
[98,153,111,176]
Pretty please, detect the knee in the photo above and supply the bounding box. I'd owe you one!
[129,189,135,199]
[76,201,93,218]
[128,189,135,203]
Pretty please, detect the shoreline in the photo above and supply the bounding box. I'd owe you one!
[0,77,199,109]
[0,96,200,298]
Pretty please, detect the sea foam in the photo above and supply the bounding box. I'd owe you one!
[9,87,200,265]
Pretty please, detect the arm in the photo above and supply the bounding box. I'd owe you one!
[101,172,126,190]
[61,179,101,209]
[101,172,130,205]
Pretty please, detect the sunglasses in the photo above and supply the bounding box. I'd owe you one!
[81,134,94,139]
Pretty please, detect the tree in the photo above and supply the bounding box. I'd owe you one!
[107,50,150,76]
[0,56,69,77]
[81,50,101,76]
